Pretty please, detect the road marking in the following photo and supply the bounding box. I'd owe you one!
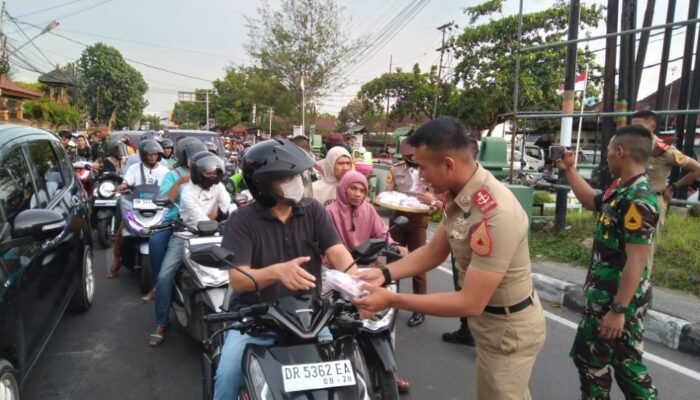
[434,266,700,382]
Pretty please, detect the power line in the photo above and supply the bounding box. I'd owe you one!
[6,14,55,68]
[51,0,112,22]
[17,0,86,18]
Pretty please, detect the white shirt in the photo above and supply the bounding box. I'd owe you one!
[124,153,169,171]
[123,162,170,187]
[180,182,232,230]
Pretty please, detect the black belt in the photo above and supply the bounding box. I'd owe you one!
[484,296,533,315]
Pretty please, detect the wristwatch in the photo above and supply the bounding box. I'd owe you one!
[380,266,392,287]
[611,302,627,313]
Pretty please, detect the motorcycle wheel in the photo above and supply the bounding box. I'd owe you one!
[366,352,399,400]
[96,218,114,248]
[139,255,153,294]
[0,359,20,400]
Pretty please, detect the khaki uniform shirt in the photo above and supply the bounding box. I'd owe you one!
[647,141,689,193]
[445,165,533,307]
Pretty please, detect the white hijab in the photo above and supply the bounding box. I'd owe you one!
[312,146,352,206]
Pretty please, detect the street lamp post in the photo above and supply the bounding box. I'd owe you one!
[8,20,59,56]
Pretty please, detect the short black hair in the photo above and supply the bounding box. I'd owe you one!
[632,110,657,121]
[291,135,309,144]
[407,116,478,154]
[611,125,653,163]
[58,130,72,139]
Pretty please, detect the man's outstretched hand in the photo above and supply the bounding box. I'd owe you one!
[353,268,385,287]
[276,256,315,291]
[352,284,394,319]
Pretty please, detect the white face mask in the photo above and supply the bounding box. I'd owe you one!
[279,175,304,204]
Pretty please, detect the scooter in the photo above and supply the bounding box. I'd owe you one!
[192,246,374,400]
[119,184,167,293]
[92,171,123,248]
[73,160,95,199]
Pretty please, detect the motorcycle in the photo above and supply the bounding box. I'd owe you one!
[192,245,374,400]
[92,171,124,248]
[119,184,168,293]
[73,160,95,199]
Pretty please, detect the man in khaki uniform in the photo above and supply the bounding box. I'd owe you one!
[631,110,700,271]
[385,139,440,327]
[355,117,546,399]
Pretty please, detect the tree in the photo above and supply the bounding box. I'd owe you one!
[449,0,603,134]
[357,64,448,125]
[141,114,163,131]
[336,98,384,132]
[171,98,205,128]
[78,43,149,129]
[245,0,363,106]
[24,98,79,129]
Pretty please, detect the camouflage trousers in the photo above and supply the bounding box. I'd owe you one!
[570,300,657,400]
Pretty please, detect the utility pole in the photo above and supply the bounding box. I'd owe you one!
[268,107,273,137]
[0,1,6,95]
[205,91,210,130]
[433,22,453,119]
[383,55,392,150]
[599,0,619,189]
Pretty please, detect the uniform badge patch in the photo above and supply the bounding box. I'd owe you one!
[470,219,492,256]
[624,203,643,231]
[386,172,393,184]
[473,189,497,214]
[656,140,670,151]
[673,151,687,165]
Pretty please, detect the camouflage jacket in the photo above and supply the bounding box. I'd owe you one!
[585,174,658,308]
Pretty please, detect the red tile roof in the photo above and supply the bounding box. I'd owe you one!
[0,77,43,99]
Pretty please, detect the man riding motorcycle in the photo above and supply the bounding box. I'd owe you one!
[161,138,176,169]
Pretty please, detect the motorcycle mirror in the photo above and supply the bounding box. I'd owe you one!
[153,196,171,207]
[190,245,235,269]
[196,220,219,236]
[351,238,386,259]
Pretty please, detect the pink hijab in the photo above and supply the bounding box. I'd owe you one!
[326,171,389,251]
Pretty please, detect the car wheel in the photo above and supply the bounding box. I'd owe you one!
[69,245,95,312]
[0,359,20,400]
[96,218,114,248]
[139,255,153,294]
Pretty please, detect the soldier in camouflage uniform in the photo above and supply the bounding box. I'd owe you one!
[557,125,658,399]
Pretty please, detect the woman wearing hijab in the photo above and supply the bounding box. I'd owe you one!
[312,146,353,206]
[326,170,411,393]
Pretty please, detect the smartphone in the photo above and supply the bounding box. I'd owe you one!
[549,145,566,161]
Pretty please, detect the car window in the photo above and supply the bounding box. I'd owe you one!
[525,148,542,160]
[25,141,66,207]
[51,141,74,186]
[0,147,34,225]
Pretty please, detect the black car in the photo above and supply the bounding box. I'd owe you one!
[0,124,94,398]
[164,130,225,157]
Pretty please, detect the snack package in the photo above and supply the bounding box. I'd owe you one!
[325,268,368,300]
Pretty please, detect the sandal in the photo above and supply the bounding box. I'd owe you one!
[106,265,120,278]
[395,374,410,394]
[147,325,168,347]
[141,289,155,303]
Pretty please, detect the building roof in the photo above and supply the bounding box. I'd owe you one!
[346,125,368,134]
[0,77,43,99]
[38,68,75,86]
[313,117,336,132]
[231,123,251,134]
[393,126,415,136]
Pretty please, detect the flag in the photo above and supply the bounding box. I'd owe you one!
[300,74,305,92]
[556,72,587,95]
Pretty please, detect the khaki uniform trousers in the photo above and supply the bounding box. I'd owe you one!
[469,293,547,400]
[646,194,667,275]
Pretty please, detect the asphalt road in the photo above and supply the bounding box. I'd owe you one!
[24,246,700,399]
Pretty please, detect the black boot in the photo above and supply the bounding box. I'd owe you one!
[442,319,475,346]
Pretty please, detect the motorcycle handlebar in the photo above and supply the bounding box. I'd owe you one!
[203,303,269,323]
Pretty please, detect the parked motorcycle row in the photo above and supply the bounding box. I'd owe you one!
[69,142,407,400]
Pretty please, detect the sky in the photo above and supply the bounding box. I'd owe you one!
[5,0,692,120]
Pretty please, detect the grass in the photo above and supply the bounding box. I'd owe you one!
[530,211,700,297]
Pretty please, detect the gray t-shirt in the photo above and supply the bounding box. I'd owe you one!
[221,198,341,305]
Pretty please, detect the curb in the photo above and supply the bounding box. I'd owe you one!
[532,273,700,356]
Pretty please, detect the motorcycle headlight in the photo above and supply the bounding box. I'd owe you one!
[247,356,272,400]
[98,181,116,198]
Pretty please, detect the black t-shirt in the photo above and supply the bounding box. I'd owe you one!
[221,198,341,305]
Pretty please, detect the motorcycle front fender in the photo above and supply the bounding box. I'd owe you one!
[96,208,114,220]
[364,335,397,372]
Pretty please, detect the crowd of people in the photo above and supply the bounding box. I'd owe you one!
[63,111,696,399]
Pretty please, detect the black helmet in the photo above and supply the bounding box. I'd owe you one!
[161,138,174,149]
[190,151,224,189]
[205,141,218,154]
[138,139,164,163]
[174,137,207,168]
[242,139,314,207]
[108,141,128,159]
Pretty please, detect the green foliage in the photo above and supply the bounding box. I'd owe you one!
[448,1,604,133]
[16,81,47,94]
[245,0,364,103]
[428,210,443,224]
[180,122,198,129]
[533,191,555,204]
[24,98,79,129]
[530,211,700,297]
[358,64,440,124]
[78,42,149,128]
[336,98,385,132]
[141,114,163,131]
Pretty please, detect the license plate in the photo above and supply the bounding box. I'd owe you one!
[94,199,117,206]
[133,198,155,210]
[282,360,355,392]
